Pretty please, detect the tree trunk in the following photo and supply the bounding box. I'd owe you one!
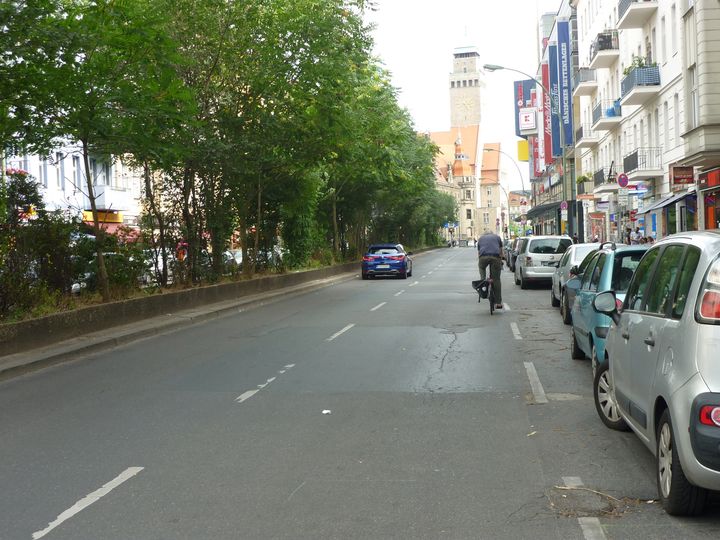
[332,192,339,254]
[142,162,168,286]
[253,179,262,274]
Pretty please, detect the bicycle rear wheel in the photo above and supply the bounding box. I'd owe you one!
[488,282,495,315]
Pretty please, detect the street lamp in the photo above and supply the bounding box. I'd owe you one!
[483,63,575,236]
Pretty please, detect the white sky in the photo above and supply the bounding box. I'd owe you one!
[365,0,562,191]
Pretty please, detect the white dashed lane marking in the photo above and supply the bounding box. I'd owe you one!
[32,467,144,539]
[394,290,405,297]
[326,323,355,342]
[510,322,523,340]
[370,302,386,312]
[235,365,296,403]
[524,362,548,404]
[562,478,608,540]
[408,281,419,287]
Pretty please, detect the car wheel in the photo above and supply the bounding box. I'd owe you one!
[520,271,528,290]
[551,285,560,307]
[560,290,572,325]
[570,327,585,360]
[656,409,708,516]
[400,270,408,279]
[361,272,368,280]
[514,271,520,286]
[593,360,628,431]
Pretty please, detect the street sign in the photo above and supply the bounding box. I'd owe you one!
[618,173,629,188]
[560,200,568,210]
[618,187,629,205]
[561,209,568,221]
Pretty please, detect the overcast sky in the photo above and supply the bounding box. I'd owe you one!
[365,0,562,191]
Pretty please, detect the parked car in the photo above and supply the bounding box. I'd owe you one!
[506,238,521,271]
[361,243,413,279]
[592,231,720,515]
[514,235,572,289]
[551,242,600,308]
[569,243,647,367]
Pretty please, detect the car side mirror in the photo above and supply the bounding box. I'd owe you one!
[569,265,580,276]
[593,291,621,325]
[407,251,413,255]
[565,276,582,291]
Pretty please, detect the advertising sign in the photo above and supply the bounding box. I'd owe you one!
[531,136,542,178]
[670,165,695,186]
[557,21,574,146]
[548,44,562,158]
[514,79,537,138]
[519,107,537,132]
[541,63,553,165]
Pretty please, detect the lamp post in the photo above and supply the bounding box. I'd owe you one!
[483,63,575,237]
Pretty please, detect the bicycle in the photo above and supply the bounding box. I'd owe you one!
[472,278,496,315]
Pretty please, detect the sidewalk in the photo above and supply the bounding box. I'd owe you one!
[0,271,357,379]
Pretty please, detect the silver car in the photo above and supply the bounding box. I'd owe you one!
[593,231,720,515]
[514,235,572,289]
[550,242,600,309]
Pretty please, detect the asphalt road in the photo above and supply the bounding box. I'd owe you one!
[2,247,720,539]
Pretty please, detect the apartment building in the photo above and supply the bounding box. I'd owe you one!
[572,0,720,240]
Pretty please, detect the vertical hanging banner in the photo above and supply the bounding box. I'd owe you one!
[557,20,574,147]
[541,62,553,165]
[533,87,545,174]
[514,79,537,138]
[548,44,562,158]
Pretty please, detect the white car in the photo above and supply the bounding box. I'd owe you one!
[550,242,600,309]
[593,231,720,515]
[514,235,573,289]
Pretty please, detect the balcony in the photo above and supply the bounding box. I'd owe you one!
[592,100,622,131]
[620,65,661,106]
[572,68,598,98]
[589,31,619,69]
[623,147,663,180]
[575,124,600,151]
[618,0,658,30]
[593,167,618,195]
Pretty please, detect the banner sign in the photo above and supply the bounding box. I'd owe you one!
[557,21,574,146]
[670,165,695,185]
[531,136,542,178]
[541,63,553,165]
[514,79,537,138]
[548,45,562,158]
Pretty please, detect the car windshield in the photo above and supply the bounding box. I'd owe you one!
[572,244,597,263]
[368,247,401,255]
[611,252,645,292]
[529,238,572,254]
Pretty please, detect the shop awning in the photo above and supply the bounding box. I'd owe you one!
[526,201,561,220]
[641,190,693,214]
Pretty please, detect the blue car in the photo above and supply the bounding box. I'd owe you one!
[361,243,413,279]
[569,243,649,367]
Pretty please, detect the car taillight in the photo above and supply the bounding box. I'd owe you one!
[699,405,720,427]
[362,256,373,262]
[699,290,720,320]
[525,256,532,265]
[615,299,623,311]
[389,255,405,261]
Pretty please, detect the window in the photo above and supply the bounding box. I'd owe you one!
[39,157,49,187]
[55,152,63,188]
[72,155,82,191]
[465,190,471,199]
[626,248,660,311]
[671,4,677,54]
[466,209,472,220]
[660,16,667,62]
[487,187,492,196]
[559,251,571,269]
[663,101,670,147]
[688,66,699,130]
[581,254,600,289]
[483,212,489,224]
[451,82,455,88]
[611,252,644,293]
[644,245,685,315]
[529,238,572,255]
[671,246,701,318]
[589,254,606,292]
[673,94,680,142]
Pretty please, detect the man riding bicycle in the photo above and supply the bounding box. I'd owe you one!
[477,229,504,310]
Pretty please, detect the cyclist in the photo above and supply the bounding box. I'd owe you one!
[477,229,504,310]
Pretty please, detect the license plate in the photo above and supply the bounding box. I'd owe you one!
[376,264,390,269]
[542,261,557,267]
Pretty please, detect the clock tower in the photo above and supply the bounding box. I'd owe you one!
[449,46,484,127]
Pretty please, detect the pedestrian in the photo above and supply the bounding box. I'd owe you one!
[630,227,642,245]
[477,229,504,310]
[593,235,600,242]
[572,233,579,244]
[625,227,632,244]
[646,236,655,244]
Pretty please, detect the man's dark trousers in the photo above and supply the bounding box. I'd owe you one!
[478,256,502,305]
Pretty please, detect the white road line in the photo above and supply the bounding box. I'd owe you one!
[503,303,511,311]
[510,322,523,340]
[562,476,584,488]
[32,467,144,540]
[326,323,355,342]
[428,271,433,275]
[408,281,419,287]
[370,302,386,312]
[285,364,295,369]
[394,290,405,297]
[235,389,258,403]
[524,362,548,404]
[257,376,276,389]
[578,517,607,540]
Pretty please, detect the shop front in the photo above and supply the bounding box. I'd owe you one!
[700,168,720,230]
